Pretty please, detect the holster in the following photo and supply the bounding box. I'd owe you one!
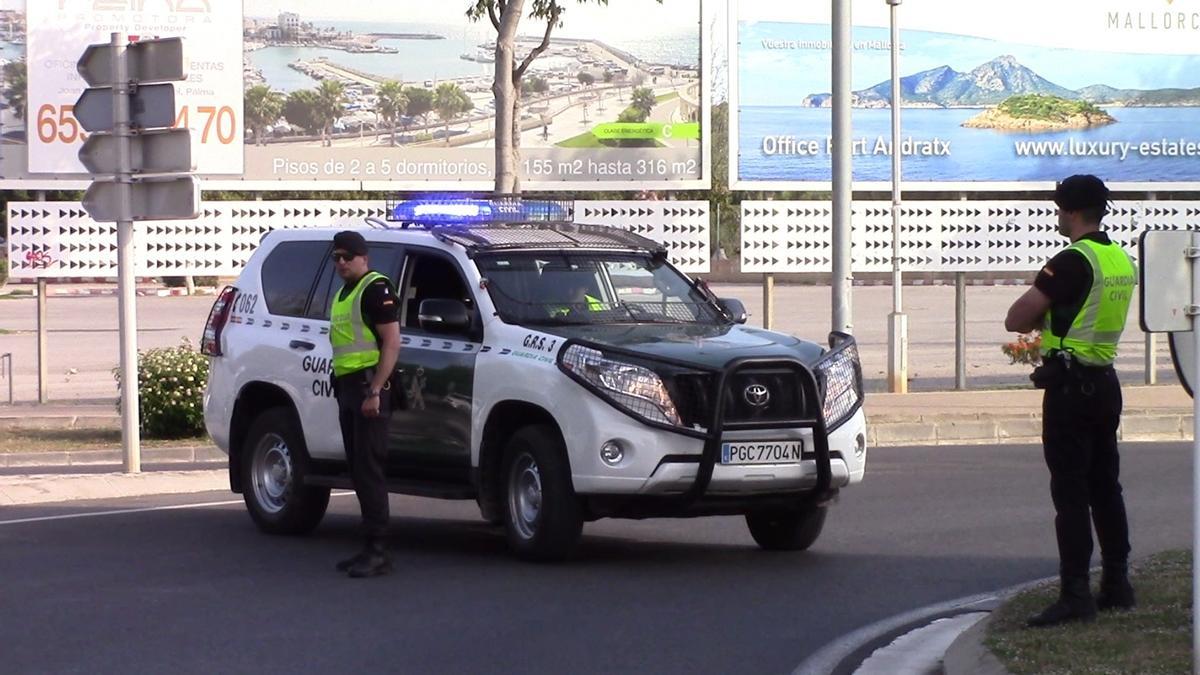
[1030,351,1073,389]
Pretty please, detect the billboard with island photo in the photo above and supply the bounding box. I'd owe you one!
[730,0,1200,190]
[0,0,709,190]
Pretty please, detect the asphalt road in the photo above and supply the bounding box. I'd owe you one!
[0,441,1191,674]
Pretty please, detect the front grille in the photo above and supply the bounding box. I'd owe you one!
[670,366,814,429]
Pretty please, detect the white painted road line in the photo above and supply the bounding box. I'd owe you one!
[0,491,355,527]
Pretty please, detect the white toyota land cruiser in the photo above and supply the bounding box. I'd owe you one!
[202,199,867,561]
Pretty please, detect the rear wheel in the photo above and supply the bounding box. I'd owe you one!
[241,407,330,535]
[502,425,583,561]
[745,505,827,551]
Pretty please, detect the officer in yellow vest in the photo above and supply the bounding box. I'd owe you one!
[329,231,401,578]
[1005,175,1137,627]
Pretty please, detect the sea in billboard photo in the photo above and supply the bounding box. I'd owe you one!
[737,21,1200,184]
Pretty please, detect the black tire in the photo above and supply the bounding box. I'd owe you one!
[501,425,583,561]
[745,506,828,551]
[241,407,330,535]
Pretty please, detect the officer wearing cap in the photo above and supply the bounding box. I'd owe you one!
[328,230,401,578]
[1005,175,1138,626]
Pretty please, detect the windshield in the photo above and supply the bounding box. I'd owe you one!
[477,252,726,326]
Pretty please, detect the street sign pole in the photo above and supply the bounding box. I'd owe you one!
[111,31,140,474]
[77,33,194,474]
[886,0,908,393]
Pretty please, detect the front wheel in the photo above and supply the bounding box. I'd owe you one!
[241,407,330,535]
[502,425,583,562]
[745,505,827,551]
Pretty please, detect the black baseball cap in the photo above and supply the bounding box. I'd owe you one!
[1054,174,1110,212]
[332,230,368,256]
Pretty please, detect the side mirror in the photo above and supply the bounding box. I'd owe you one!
[718,298,748,324]
[418,299,471,333]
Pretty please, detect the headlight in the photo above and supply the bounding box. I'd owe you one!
[561,345,682,426]
[816,338,863,431]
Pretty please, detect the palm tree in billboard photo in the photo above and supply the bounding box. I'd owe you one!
[631,86,656,120]
[316,79,347,147]
[2,60,27,124]
[283,89,324,138]
[375,80,407,147]
[244,84,284,146]
[405,86,435,135]
[434,82,473,146]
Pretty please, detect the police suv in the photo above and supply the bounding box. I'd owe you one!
[202,199,868,561]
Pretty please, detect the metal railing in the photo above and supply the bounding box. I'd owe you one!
[0,352,12,405]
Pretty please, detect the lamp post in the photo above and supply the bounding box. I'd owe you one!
[886,0,909,393]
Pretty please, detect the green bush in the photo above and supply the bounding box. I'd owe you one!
[0,256,7,287]
[114,339,209,438]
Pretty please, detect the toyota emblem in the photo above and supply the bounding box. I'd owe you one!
[744,384,770,407]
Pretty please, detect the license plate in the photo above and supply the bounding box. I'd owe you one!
[720,441,804,465]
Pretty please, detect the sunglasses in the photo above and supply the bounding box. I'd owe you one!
[331,251,359,262]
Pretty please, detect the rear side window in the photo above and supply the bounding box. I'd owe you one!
[306,243,403,320]
[261,241,329,317]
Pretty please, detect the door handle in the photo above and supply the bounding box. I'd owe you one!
[289,340,315,351]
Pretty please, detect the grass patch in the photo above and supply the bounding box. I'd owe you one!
[986,549,1191,674]
[0,427,210,453]
[556,131,603,148]
[555,132,665,149]
[655,91,680,103]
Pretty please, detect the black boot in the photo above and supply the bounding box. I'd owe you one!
[346,538,392,579]
[1097,563,1136,612]
[1026,576,1097,628]
[335,549,370,573]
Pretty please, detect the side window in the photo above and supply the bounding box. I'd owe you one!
[305,243,404,320]
[400,251,473,332]
[261,241,329,318]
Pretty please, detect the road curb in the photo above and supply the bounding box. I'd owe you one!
[0,445,225,468]
[941,612,1012,675]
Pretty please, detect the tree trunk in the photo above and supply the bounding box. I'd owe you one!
[510,86,522,194]
[492,0,525,195]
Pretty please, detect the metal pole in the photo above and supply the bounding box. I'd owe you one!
[37,278,48,403]
[956,272,967,390]
[886,0,907,392]
[763,274,775,330]
[831,0,853,334]
[1191,232,1200,675]
[113,31,140,473]
[1146,192,1158,385]
[35,191,48,403]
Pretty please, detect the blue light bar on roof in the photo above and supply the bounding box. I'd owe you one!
[388,197,573,225]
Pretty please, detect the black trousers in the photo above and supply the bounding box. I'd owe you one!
[335,369,391,540]
[1041,366,1130,580]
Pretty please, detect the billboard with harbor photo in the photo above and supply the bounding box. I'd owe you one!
[0,0,709,190]
[730,0,1200,190]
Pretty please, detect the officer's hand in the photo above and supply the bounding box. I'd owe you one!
[362,395,381,418]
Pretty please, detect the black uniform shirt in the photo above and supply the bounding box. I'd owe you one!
[338,273,399,328]
[1033,231,1112,337]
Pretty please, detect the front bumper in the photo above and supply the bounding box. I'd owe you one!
[560,333,867,510]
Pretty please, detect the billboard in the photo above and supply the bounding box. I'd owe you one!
[730,0,1200,190]
[0,0,710,190]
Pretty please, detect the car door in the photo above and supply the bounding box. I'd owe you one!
[387,248,480,484]
[301,242,404,461]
